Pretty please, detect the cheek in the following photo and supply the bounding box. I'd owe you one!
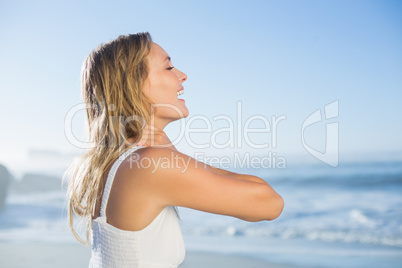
[157,75,179,96]
[146,72,179,103]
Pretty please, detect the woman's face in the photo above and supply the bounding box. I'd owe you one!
[143,42,188,127]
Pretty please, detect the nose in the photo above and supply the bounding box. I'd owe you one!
[176,68,187,83]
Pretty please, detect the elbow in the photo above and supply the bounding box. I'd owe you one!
[245,189,284,222]
[265,193,284,221]
[257,184,284,221]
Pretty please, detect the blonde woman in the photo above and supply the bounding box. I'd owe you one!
[66,32,284,267]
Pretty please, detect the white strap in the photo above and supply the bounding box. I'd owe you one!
[100,145,144,217]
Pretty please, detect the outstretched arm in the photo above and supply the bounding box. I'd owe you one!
[132,147,284,222]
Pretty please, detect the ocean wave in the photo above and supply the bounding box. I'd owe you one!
[181,225,402,247]
[268,173,402,191]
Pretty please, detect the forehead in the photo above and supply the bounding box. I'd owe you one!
[149,42,169,61]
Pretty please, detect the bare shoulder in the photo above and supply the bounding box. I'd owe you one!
[111,146,182,195]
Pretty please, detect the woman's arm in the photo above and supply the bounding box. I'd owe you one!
[131,147,284,222]
[132,127,284,221]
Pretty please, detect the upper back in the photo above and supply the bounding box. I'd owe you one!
[96,145,165,231]
[90,145,185,267]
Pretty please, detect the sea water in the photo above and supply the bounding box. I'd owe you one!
[0,160,401,267]
[180,161,402,267]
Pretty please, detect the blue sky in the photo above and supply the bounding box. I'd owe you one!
[0,0,401,167]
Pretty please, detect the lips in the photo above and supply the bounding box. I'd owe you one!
[177,86,184,97]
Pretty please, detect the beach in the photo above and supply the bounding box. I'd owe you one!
[1,160,401,268]
[0,242,297,268]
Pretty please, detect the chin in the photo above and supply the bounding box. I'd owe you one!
[174,112,189,121]
[182,110,189,118]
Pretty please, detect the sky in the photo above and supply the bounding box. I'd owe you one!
[0,0,401,171]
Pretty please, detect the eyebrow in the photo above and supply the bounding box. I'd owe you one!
[164,56,171,62]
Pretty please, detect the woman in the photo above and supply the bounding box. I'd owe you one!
[66,32,284,267]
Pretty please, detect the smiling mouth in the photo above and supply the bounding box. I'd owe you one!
[177,89,184,97]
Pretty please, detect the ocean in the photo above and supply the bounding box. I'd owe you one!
[0,159,401,267]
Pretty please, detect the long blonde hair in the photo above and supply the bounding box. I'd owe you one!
[65,32,153,244]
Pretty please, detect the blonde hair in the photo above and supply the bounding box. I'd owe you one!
[65,32,153,244]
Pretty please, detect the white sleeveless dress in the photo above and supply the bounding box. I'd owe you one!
[89,146,186,267]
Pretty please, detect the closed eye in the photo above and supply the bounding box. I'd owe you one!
[167,66,175,70]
